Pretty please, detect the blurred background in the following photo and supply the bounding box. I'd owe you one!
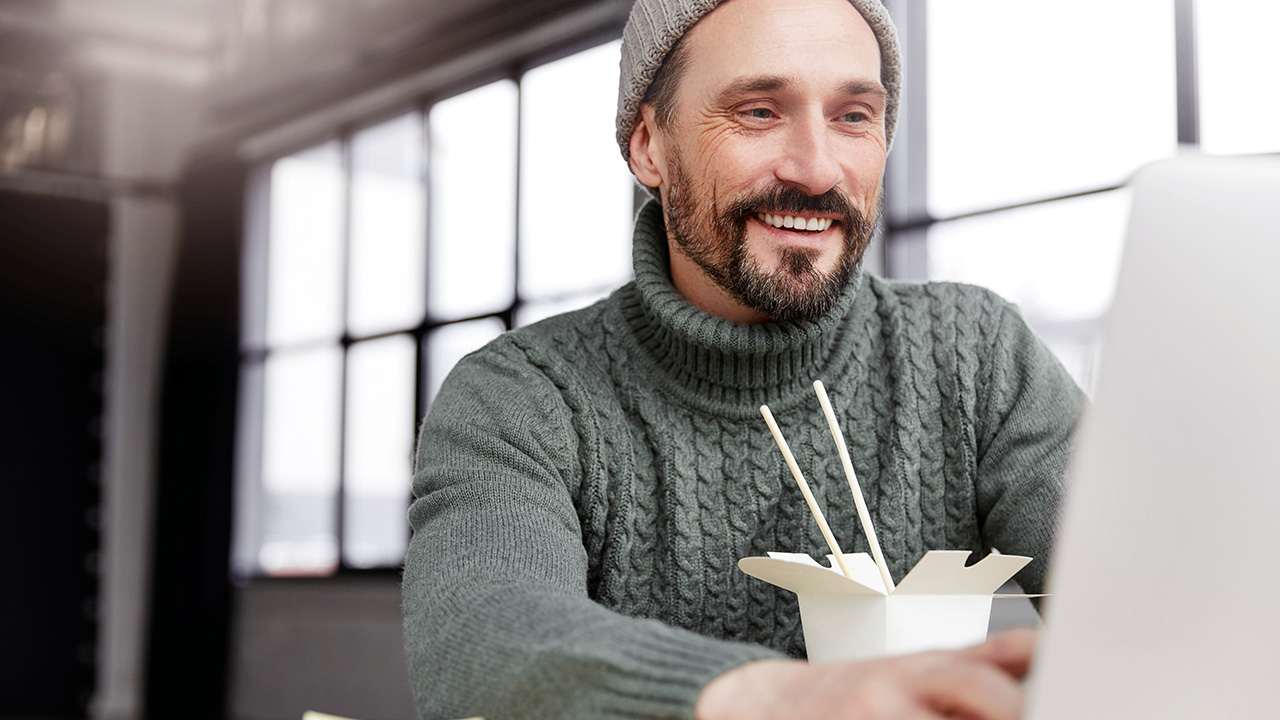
[1,0,1276,718]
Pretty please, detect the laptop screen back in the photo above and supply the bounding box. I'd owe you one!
[1026,154,1280,719]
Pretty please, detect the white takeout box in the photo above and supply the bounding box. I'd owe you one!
[739,550,1035,662]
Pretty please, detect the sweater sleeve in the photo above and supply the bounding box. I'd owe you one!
[402,336,782,720]
[972,299,1085,596]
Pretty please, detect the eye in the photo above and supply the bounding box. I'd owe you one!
[744,107,776,120]
[840,111,869,124]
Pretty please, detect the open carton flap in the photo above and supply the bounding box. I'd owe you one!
[894,551,1032,595]
[738,552,888,595]
[741,550,1036,597]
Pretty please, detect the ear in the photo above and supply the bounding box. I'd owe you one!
[628,104,668,190]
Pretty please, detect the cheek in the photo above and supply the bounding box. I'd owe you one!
[841,150,887,207]
[688,127,780,191]
[690,116,742,158]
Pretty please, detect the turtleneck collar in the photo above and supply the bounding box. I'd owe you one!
[618,199,865,407]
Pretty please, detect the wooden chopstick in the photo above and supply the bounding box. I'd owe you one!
[759,404,855,580]
[813,380,895,593]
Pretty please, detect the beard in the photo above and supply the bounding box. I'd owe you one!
[663,154,873,324]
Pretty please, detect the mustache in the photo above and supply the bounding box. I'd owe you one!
[722,184,860,223]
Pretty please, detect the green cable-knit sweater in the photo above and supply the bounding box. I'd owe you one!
[403,201,1083,720]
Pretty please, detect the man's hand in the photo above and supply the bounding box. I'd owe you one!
[696,628,1036,720]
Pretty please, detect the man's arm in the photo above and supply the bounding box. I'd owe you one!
[974,299,1086,595]
[402,337,781,720]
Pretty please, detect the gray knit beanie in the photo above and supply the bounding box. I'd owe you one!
[615,0,901,164]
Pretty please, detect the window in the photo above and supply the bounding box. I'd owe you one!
[238,0,1276,577]
[263,141,345,347]
[924,0,1176,218]
[518,42,635,319]
[428,80,517,321]
[893,0,1277,392]
[1196,0,1280,155]
[887,0,1257,393]
[236,39,634,577]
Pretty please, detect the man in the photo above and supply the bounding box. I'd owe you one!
[402,0,1082,717]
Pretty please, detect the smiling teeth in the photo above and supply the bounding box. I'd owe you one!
[759,213,833,232]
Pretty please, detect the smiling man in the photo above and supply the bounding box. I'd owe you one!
[402,1,1083,718]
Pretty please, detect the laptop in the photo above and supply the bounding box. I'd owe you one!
[1026,153,1280,718]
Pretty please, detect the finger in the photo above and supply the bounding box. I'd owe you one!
[963,628,1038,679]
[915,660,1025,720]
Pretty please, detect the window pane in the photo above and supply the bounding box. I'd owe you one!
[425,318,506,408]
[266,142,345,346]
[260,346,343,575]
[928,191,1129,321]
[926,0,1176,217]
[343,334,416,568]
[926,190,1131,388]
[429,80,518,319]
[349,113,426,337]
[1197,0,1280,155]
[520,40,634,300]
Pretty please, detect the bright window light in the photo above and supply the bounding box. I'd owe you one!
[519,40,634,300]
[349,113,426,337]
[265,142,345,346]
[259,345,343,575]
[429,80,518,320]
[927,0,1176,217]
[343,334,417,568]
[1197,0,1280,155]
[928,191,1130,323]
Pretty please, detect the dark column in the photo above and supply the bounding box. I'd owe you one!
[0,189,109,717]
[146,157,246,720]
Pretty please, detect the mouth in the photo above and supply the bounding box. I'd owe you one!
[755,212,836,233]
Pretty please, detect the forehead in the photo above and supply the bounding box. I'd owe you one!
[679,0,882,98]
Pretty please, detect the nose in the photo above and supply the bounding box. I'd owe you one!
[774,111,842,196]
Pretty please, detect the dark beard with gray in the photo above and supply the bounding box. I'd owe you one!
[664,161,872,324]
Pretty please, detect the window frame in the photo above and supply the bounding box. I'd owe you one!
[233,29,633,580]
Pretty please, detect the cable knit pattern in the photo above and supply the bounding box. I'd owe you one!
[403,200,1084,720]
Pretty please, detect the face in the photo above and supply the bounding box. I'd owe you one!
[631,0,889,323]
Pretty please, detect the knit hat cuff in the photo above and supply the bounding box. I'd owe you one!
[615,0,901,167]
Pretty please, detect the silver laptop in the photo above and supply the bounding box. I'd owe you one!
[1026,154,1280,719]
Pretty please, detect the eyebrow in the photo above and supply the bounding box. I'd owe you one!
[715,75,887,105]
[839,79,887,100]
[718,75,789,101]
